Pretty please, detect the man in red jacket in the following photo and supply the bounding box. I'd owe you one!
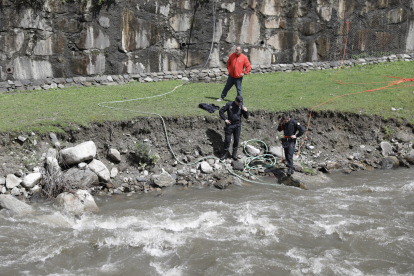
[217,46,251,101]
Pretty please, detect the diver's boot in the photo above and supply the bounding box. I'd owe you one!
[220,151,229,161]
[231,151,238,161]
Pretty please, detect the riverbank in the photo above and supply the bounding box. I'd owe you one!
[1,109,414,207]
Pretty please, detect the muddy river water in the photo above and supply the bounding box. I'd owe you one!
[1,169,414,276]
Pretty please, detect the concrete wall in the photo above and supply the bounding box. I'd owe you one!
[0,0,413,81]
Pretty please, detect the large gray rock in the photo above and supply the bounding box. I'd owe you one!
[380,141,393,156]
[232,160,244,171]
[46,156,61,175]
[270,168,332,190]
[245,144,260,156]
[381,156,399,169]
[54,190,99,215]
[6,174,22,189]
[200,161,213,174]
[88,159,110,183]
[107,148,121,163]
[22,173,42,188]
[61,141,97,165]
[62,168,99,188]
[214,177,231,189]
[10,187,20,195]
[0,194,34,215]
[152,170,176,187]
[404,149,414,164]
[395,132,413,143]
[0,176,5,185]
[268,146,284,158]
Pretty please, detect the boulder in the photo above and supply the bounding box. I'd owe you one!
[326,161,341,170]
[0,176,5,185]
[214,177,231,189]
[88,159,110,183]
[152,170,176,187]
[11,187,20,195]
[268,146,284,158]
[200,161,213,174]
[231,160,244,171]
[30,185,42,194]
[1,186,6,194]
[62,168,99,188]
[245,144,260,156]
[22,172,42,188]
[54,190,99,215]
[395,132,413,143]
[61,141,96,165]
[136,177,148,182]
[6,174,22,189]
[110,167,118,178]
[270,168,332,189]
[46,156,61,175]
[380,141,393,156]
[107,148,121,163]
[404,149,414,164]
[0,194,34,215]
[231,176,243,186]
[381,156,399,169]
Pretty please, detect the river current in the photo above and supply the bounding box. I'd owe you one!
[1,169,414,276]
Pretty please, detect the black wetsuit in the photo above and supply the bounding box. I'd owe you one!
[219,101,249,154]
[277,119,305,171]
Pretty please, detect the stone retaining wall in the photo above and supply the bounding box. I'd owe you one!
[0,53,413,93]
[1,0,413,81]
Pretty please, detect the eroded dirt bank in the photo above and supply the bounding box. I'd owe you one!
[1,109,414,198]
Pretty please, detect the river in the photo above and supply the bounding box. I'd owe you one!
[1,169,414,276]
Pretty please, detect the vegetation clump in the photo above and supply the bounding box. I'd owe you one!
[134,142,160,168]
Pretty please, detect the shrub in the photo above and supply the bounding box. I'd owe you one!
[134,142,160,166]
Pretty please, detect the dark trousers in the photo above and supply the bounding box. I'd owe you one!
[283,139,296,170]
[223,124,241,153]
[221,76,243,99]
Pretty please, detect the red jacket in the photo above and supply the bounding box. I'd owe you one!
[226,52,251,78]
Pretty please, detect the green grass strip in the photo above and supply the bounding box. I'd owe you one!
[0,61,413,133]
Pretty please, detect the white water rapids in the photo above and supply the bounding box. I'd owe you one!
[1,169,414,275]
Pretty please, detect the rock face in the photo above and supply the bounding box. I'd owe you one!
[61,141,97,166]
[0,194,34,215]
[0,0,411,80]
[87,159,110,183]
[152,170,176,187]
[54,190,99,215]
